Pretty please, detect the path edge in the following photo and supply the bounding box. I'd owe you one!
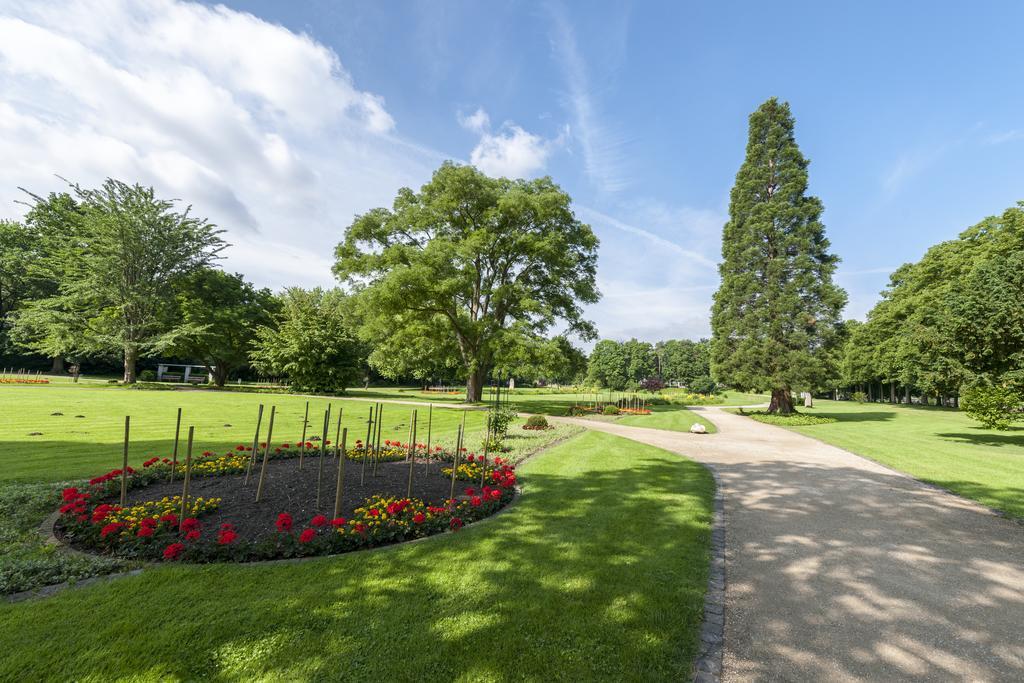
[692,463,726,683]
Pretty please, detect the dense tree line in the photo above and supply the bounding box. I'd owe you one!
[585,337,713,392]
[840,202,1024,413]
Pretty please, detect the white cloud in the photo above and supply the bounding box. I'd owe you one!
[0,0,437,289]
[547,3,631,193]
[459,107,561,178]
[985,129,1024,145]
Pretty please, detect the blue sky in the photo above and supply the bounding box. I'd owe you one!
[1,0,1022,346]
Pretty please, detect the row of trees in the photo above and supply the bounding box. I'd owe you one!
[585,338,713,392]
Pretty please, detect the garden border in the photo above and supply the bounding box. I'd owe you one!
[18,429,586,603]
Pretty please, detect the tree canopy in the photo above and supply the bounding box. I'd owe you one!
[710,98,847,413]
[334,162,600,401]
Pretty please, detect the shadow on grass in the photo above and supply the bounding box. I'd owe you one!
[0,432,715,681]
[937,430,1024,448]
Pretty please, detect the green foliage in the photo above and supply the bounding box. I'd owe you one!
[851,390,868,404]
[334,162,600,401]
[842,202,1024,401]
[250,288,365,394]
[173,268,277,386]
[656,339,711,387]
[11,181,225,381]
[488,404,518,439]
[688,375,717,395]
[586,338,656,390]
[711,99,847,413]
[960,385,1023,430]
[741,411,837,426]
[138,369,156,382]
[602,404,620,415]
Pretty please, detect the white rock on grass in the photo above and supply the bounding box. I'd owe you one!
[690,423,707,434]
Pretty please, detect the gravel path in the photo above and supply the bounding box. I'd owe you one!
[555,408,1024,682]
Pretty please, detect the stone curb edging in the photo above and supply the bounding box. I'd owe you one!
[691,464,726,683]
[18,429,586,603]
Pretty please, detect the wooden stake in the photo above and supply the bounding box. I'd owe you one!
[423,403,433,477]
[360,406,374,486]
[243,404,264,485]
[315,406,330,509]
[449,424,462,501]
[179,426,194,520]
[406,409,417,498]
[119,416,130,506]
[372,403,384,476]
[168,407,182,483]
[255,406,276,502]
[480,410,491,489]
[299,401,309,470]
[333,427,347,518]
[332,407,343,459]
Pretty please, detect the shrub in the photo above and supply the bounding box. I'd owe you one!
[961,385,1023,430]
[640,377,665,391]
[138,369,157,382]
[523,414,549,430]
[742,411,837,426]
[851,391,868,404]
[688,375,717,395]
[488,405,518,438]
[602,404,620,415]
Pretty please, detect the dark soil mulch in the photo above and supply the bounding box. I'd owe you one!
[116,456,469,542]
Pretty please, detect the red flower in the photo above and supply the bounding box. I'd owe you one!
[185,530,201,541]
[160,513,178,527]
[449,517,463,531]
[466,454,475,462]
[470,496,482,507]
[140,517,158,529]
[275,512,293,532]
[354,523,367,534]
[331,517,347,527]
[412,512,425,524]
[310,515,328,527]
[299,528,316,543]
[217,529,238,545]
[100,522,124,538]
[180,517,201,533]
[489,489,502,500]
[163,542,184,560]
[137,526,154,538]
[281,442,291,449]
[235,444,246,451]
[464,487,476,496]
[59,502,76,514]
[220,522,235,531]
[62,487,80,501]
[368,508,380,518]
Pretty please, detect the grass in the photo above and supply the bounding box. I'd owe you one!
[733,410,837,426]
[0,430,714,680]
[615,405,717,433]
[758,399,1024,519]
[0,385,488,483]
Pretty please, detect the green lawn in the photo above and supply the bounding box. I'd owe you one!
[762,399,1024,519]
[615,405,717,433]
[0,430,714,681]
[0,385,487,483]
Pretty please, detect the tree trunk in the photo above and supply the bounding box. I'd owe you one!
[212,365,228,387]
[465,366,486,402]
[767,388,795,414]
[904,385,911,404]
[123,348,138,383]
[889,382,896,403]
[50,356,64,374]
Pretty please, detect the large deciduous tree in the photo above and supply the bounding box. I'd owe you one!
[173,268,277,386]
[711,98,847,414]
[334,162,600,402]
[13,180,225,382]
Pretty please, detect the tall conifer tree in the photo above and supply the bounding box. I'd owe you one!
[711,98,846,413]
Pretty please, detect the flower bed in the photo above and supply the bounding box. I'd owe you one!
[54,439,517,563]
[0,378,50,384]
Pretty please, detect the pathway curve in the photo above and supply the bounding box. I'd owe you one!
[555,408,1024,682]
